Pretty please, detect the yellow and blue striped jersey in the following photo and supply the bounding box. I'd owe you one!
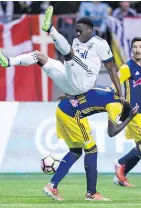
[119,59,141,113]
[58,85,122,124]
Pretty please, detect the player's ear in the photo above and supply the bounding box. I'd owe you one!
[120,102,133,121]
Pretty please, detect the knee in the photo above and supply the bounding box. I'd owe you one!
[70,148,82,157]
[84,145,98,154]
[34,50,44,58]
[34,51,48,66]
[64,47,74,61]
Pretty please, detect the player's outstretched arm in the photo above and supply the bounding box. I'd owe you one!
[104,61,125,103]
[108,103,139,137]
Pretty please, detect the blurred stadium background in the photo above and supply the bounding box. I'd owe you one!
[0,1,141,174]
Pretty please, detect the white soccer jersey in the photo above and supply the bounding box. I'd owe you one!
[43,36,114,96]
[72,35,113,77]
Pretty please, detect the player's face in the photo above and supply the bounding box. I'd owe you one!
[132,41,141,60]
[75,23,93,43]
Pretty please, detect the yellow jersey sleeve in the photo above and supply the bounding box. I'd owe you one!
[118,64,131,84]
[106,103,122,124]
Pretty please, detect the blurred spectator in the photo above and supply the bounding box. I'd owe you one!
[0,1,51,22]
[112,1,137,20]
[0,1,29,23]
[77,1,110,37]
[50,2,80,14]
[25,1,50,14]
[0,1,27,21]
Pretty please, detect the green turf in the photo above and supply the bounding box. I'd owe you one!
[0,173,140,208]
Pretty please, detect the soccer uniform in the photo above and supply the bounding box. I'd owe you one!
[56,86,122,150]
[119,59,141,142]
[44,36,113,95]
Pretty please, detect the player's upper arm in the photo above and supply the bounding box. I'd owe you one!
[118,64,131,84]
[97,38,113,63]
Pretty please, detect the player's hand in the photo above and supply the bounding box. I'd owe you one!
[56,94,68,100]
[129,103,139,118]
[119,96,126,104]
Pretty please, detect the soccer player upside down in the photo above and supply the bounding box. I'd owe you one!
[43,86,138,201]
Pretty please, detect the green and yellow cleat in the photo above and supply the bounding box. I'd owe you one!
[42,6,53,32]
[0,49,9,68]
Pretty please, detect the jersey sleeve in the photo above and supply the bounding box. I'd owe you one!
[118,64,131,84]
[106,103,122,124]
[97,39,113,63]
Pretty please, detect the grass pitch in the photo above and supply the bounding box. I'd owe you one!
[0,173,140,208]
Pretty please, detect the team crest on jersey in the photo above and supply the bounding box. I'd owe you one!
[69,99,78,107]
[87,43,94,50]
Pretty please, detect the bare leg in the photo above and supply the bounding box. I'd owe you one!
[3,50,75,94]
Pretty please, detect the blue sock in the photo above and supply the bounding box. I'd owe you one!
[118,148,139,165]
[51,151,80,188]
[124,156,140,176]
[84,150,97,195]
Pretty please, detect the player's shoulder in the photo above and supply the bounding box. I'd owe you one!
[126,59,136,68]
[93,35,108,45]
[73,38,79,43]
[91,36,109,50]
[120,62,130,71]
[73,38,78,42]
[72,38,80,46]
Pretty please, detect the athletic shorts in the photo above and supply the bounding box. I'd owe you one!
[56,107,96,150]
[125,113,141,143]
[42,55,97,95]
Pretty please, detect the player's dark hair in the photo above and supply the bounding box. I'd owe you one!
[131,37,141,47]
[76,17,93,29]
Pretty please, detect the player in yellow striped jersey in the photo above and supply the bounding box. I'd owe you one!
[113,37,141,187]
[42,86,138,201]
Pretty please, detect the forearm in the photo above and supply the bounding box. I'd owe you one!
[109,116,132,137]
[115,117,132,135]
[105,61,123,97]
[109,65,122,97]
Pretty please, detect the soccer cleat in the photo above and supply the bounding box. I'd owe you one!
[113,175,120,185]
[85,192,111,201]
[42,6,53,32]
[0,49,9,68]
[115,162,125,182]
[113,175,135,187]
[43,183,64,201]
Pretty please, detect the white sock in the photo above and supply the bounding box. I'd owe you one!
[50,26,71,55]
[9,52,38,66]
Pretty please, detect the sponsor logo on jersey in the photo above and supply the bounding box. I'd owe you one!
[69,99,78,107]
[76,49,88,59]
[133,78,141,87]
